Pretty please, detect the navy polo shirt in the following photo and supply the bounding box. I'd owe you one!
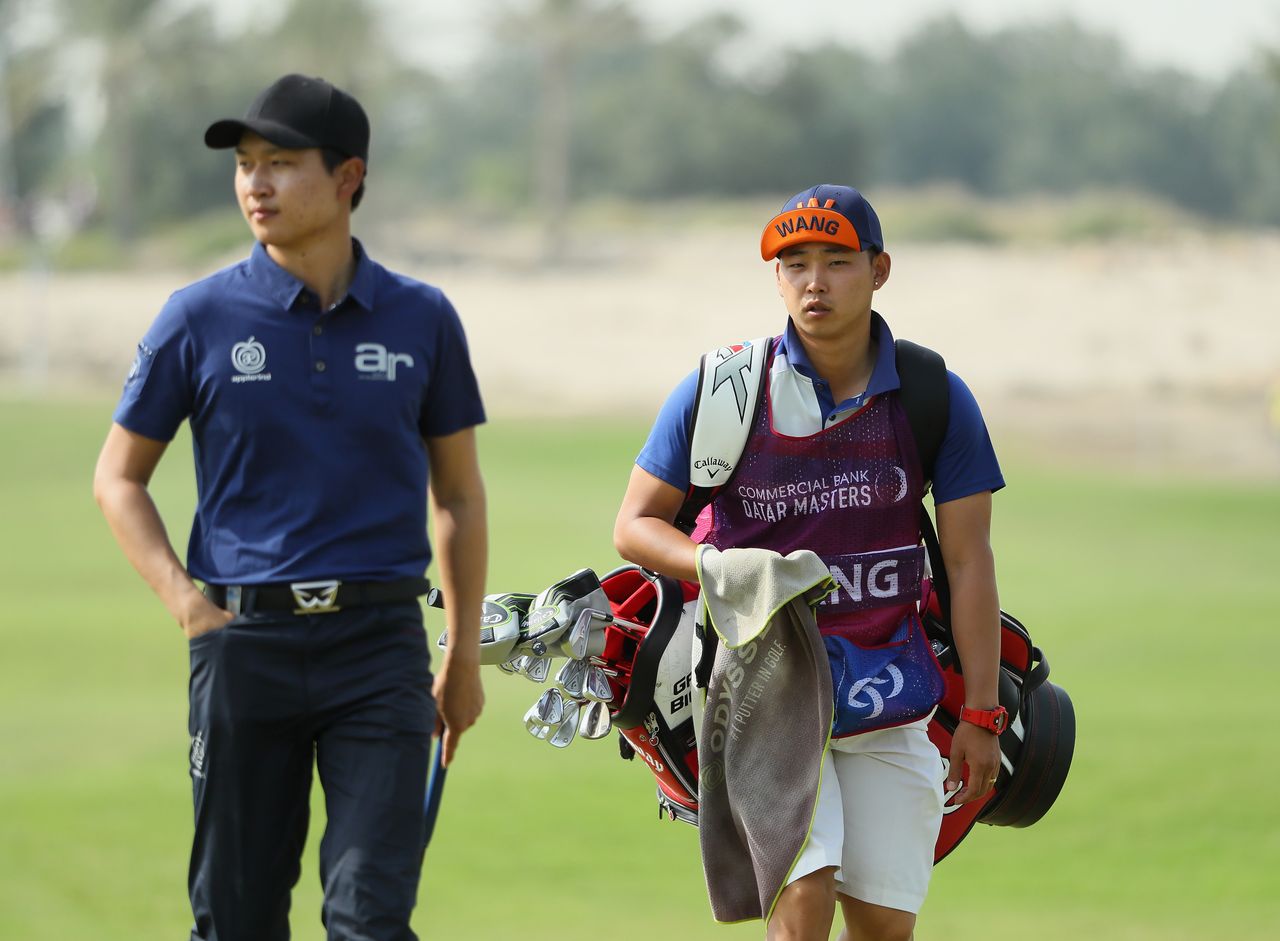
[114,240,486,584]
[637,313,1004,504]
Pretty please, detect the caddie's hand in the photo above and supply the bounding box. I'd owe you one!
[178,591,234,640]
[433,659,485,767]
[946,720,1002,805]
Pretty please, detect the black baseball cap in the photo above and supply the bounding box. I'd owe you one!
[204,74,369,162]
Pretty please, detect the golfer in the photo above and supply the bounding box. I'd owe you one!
[93,74,487,940]
[615,185,1005,940]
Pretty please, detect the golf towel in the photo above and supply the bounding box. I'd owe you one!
[695,545,834,923]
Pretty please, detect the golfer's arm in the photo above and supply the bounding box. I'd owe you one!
[936,491,1001,709]
[425,427,487,662]
[93,422,205,622]
[614,465,698,582]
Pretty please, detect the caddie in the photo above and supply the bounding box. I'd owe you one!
[93,74,488,940]
[614,184,1005,941]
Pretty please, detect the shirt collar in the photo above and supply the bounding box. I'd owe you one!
[247,238,377,313]
[779,310,901,398]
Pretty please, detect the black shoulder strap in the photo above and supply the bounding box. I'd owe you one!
[894,339,948,485]
[894,338,953,625]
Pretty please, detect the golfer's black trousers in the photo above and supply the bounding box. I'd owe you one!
[186,602,435,941]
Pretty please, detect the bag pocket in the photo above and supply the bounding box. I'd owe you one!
[825,614,945,737]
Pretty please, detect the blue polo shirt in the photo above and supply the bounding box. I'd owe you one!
[637,314,1004,504]
[114,240,486,584]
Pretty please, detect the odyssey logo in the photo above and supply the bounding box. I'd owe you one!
[355,342,414,381]
[230,336,272,383]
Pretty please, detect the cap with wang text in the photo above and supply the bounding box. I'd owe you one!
[760,184,884,260]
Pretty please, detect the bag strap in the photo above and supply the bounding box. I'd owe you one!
[893,339,952,624]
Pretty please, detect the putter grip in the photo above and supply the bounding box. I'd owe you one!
[425,588,445,609]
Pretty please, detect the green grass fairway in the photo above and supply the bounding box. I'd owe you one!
[1,399,1276,939]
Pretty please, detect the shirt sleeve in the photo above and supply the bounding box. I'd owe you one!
[931,371,1005,504]
[635,368,699,492]
[420,293,486,438]
[111,293,196,442]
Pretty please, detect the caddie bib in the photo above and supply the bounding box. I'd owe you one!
[703,354,926,647]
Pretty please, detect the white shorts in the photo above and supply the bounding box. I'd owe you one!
[787,716,947,914]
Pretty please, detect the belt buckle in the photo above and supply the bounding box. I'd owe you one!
[290,579,342,614]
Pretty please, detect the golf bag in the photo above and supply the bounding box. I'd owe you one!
[596,564,1074,864]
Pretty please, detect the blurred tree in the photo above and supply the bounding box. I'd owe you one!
[760,42,878,191]
[266,0,395,95]
[495,0,638,257]
[993,23,1225,215]
[0,0,70,238]
[17,0,1278,253]
[258,0,442,223]
[1204,70,1280,225]
[880,17,1013,193]
[63,0,236,241]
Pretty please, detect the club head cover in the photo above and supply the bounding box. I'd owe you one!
[436,591,535,665]
[526,568,611,652]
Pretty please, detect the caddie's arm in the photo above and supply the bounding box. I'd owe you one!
[614,466,698,582]
[93,423,232,639]
[425,426,488,767]
[936,490,1003,803]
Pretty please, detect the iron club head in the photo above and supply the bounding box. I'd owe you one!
[557,658,588,699]
[579,700,612,740]
[548,700,581,748]
[584,664,614,703]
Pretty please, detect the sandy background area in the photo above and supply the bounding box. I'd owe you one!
[3,228,1278,479]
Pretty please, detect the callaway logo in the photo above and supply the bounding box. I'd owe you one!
[230,336,272,383]
[355,342,414,381]
[711,342,755,422]
[693,456,731,479]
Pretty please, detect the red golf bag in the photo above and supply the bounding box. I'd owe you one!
[593,565,1075,863]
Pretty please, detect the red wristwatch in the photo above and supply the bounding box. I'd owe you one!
[959,704,1008,735]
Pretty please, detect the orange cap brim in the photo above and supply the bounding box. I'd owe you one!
[760,207,862,260]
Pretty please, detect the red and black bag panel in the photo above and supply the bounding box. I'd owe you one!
[923,586,1075,861]
[599,566,701,822]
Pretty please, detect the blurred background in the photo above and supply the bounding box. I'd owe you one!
[2,0,1280,473]
[1,1,1278,939]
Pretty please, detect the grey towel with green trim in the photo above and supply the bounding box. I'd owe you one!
[695,545,834,923]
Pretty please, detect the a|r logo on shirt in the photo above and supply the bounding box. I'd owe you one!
[355,342,414,381]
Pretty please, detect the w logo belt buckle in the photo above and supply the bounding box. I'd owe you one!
[291,580,342,614]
